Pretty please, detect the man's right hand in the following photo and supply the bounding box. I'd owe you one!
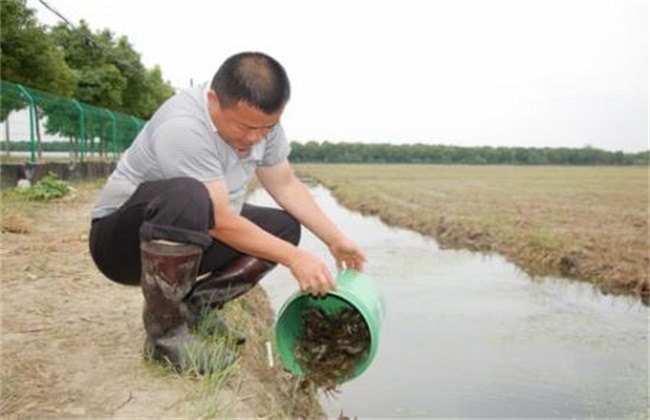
[286,249,337,296]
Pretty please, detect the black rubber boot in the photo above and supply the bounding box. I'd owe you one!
[184,255,276,345]
[140,241,237,374]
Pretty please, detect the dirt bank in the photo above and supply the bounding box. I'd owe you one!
[1,183,322,418]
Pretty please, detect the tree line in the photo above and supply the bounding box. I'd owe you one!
[6,139,647,166]
[0,0,175,122]
[289,141,649,165]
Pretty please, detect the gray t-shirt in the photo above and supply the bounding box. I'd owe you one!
[91,83,290,219]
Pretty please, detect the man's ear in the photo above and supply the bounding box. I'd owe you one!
[207,90,224,119]
[208,89,219,106]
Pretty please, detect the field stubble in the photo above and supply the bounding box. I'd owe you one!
[296,164,649,304]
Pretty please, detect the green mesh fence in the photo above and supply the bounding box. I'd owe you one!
[1,80,145,163]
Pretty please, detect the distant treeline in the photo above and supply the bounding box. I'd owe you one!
[6,140,649,166]
[289,141,650,165]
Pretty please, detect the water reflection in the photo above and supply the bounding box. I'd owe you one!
[249,185,648,419]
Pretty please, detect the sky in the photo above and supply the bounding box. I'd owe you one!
[29,0,649,152]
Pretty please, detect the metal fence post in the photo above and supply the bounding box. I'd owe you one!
[104,109,117,160]
[72,100,86,162]
[15,84,36,163]
[130,116,144,133]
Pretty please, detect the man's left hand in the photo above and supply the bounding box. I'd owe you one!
[329,236,367,272]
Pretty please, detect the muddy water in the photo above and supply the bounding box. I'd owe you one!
[250,185,648,419]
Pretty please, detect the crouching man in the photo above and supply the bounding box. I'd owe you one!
[88,51,366,373]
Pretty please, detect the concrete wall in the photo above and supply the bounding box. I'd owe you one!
[0,161,116,190]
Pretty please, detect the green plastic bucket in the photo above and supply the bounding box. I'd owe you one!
[275,270,386,383]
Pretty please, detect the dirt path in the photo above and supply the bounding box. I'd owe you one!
[2,186,204,417]
[1,186,312,418]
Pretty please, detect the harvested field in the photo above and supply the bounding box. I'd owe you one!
[295,164,649,304]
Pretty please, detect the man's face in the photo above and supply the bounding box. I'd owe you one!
[208,90,282,157]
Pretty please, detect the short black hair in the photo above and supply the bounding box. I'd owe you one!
[210,51,291,114]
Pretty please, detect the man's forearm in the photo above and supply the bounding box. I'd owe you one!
[208,213,299,266]
[272,177,345,247]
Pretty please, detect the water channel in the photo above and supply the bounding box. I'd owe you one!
[249,184,648,419]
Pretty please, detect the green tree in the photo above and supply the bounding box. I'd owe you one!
[112,36,174,118]
[0,0,77,120]
[138,65,175,119]
[48,22,174,119]
[47,22,155,155]
[49,22,127,110]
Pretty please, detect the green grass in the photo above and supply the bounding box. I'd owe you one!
[138,290,324,419]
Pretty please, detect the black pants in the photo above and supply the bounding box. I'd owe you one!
[89,177,301,285]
